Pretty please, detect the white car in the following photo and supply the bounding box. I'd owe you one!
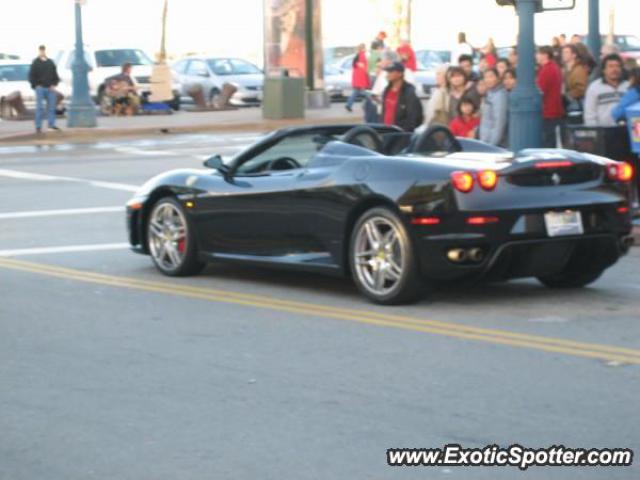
[0,60,70,115]
[54,48,181,110]
[324,55,353,100]
[171,57,264,106]
[325,54,433,100]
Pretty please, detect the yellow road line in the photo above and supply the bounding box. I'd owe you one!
[3,257,638,358]
[1,257,639,364]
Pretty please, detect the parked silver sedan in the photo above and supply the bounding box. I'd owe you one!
[172,57,263,106]
[325,54,434,100]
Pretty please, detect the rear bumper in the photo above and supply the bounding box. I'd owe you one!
[414,204,632,281]
[418,233,628,282]
[231,91,262,105]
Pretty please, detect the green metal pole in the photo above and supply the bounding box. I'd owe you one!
[68,1,97,128]
[305,0,314,90]
[587,0,602,59]
[508,0,542,151]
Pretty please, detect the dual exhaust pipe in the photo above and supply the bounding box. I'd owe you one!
[447,247,485,264]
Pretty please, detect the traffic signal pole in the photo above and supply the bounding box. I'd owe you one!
[508,0,542,151]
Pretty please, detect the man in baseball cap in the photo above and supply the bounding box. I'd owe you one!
[381,61,423,132]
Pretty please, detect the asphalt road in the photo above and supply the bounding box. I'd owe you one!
[1,133,639,480]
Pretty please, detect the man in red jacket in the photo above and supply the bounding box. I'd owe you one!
[396,39,417,72]
[536,45,565,148]
[346,43,369,112]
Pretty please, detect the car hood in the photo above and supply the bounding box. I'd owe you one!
[0,80,71,99]
[222,73,263,88]
[0,81,34,98]
[91,65,153,81]
[414,70,437,83]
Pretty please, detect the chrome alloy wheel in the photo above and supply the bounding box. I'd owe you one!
[353,216,405,296]
[148,202,188,271]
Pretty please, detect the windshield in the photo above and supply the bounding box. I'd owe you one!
[417,50,445,68]
[207,59,261,76]
[94,49,153,67]
[0,64,29,81]
[624,35,640,50]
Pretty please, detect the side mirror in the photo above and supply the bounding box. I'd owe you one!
[204,155,230,176]
[197,70,210,78]
[204,154,223,169]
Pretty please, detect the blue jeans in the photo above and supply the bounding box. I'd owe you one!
[347,88,366,109]
[35,86,57,129]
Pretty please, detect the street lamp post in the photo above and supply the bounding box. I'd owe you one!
[587,0,602,59]
[67,0,97,128]
[508,0,542,151]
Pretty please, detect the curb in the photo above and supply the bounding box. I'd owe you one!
[632,225,640,247]
[0,115,359,146]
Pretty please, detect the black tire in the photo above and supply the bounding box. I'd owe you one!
[349,207,425,305]
[537,241,608,288]
[209,88,221,106]
[169,93,181,111]
[147,197,205,277]
[537,269,604,288]
[97,87,112,115]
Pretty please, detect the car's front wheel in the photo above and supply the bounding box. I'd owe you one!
[209,88,221,107]
[147,197,205,276]
[350,207,424,304]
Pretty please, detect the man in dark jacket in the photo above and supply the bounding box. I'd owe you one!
[28,45,61,132]
[381,62,424,132]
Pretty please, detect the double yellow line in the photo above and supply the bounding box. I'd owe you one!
[1,256,639,365]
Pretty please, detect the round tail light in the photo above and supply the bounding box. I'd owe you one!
[451,171,474,193]
[477,170,499,190]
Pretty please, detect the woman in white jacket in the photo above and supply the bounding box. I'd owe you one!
[424,64,450,126]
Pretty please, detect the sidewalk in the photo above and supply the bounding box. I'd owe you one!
[0,104,361,145]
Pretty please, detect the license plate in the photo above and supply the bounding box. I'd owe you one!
[544,210,584,237]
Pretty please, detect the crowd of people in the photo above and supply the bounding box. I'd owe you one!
[348,31,424,132]
[353,31,640,150]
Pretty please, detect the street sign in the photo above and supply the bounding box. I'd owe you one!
[541,0,575,11]
[496,0,575,10]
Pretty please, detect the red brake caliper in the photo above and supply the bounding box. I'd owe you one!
[177,239,186,253]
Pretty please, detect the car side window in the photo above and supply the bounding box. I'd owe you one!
[209,60,233,76]
[235,134,321,175]
[229,59,261,75]
[173,60,187,74]
[65,51,94,69]
[187,60,209,77]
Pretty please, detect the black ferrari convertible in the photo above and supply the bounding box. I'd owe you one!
[126,124,635,304]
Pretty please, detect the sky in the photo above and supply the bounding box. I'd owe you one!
[1,0,638,66]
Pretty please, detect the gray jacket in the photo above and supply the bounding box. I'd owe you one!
[479,86,508,146]
[583,79,629,126]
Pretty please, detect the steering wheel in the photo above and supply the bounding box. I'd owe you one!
[266,156,301,171]
[342,126,384,153]
[410,124,462,155]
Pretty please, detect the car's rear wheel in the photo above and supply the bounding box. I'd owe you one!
[537,269,604,288]
[537,241,609,288]
[350,207,424,304]
[147,197,205,276]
